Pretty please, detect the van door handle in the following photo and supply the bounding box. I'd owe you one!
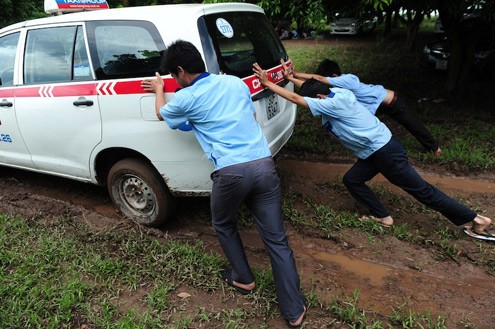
[0,100,13,107]
[73,100,94,106]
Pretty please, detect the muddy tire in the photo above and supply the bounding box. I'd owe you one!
[107,158,174,227]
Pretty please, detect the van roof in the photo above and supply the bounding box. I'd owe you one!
[0,3,264,34]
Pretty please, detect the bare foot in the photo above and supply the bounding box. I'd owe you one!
[471,215,492,234]
[360,215,393,227]
[288,306,306,328]
[232,280,255,292]
[376,215,394,227]
[434,147,442,156]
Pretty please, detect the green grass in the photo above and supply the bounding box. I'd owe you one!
[1,209,469,328]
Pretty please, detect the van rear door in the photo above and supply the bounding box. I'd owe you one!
[198,10,296,155]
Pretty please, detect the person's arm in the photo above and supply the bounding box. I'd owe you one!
[141,72,166,121]
[292,70,330,86]
[253,62,308,108]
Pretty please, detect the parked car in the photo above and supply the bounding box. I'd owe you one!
[422,34,495,79]
[0,0,297,226]
[434,18,444,33]
[330,13,377,35]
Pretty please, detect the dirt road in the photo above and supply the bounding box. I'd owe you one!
[1,157,494,328]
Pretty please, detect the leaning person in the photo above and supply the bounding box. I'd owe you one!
[141,40,306,327]
[295,59,442,156]
[252,61,493,242]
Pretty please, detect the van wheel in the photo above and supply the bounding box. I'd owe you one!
[107,158,174,227]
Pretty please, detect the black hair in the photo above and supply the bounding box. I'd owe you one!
[315,59,341,76]
[161,40,206,75]
[299,78,330,98]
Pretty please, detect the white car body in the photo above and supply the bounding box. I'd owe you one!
[0,1,297,225]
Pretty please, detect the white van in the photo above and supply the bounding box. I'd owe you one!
[0,1,297,226]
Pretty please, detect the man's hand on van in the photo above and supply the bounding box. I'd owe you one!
[141,72,164,94]
[253,63,269,86]
[280,59,291,80]
[141,72,166,121]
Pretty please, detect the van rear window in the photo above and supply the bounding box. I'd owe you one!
[201,12,287,78]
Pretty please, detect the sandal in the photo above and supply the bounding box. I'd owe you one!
[463,227,495,242]
[463,215,495,242]
[221,269,254,295]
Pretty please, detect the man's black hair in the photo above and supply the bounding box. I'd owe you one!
[161,40,206,75]
[299,78,330,98]
[315,59,341,77]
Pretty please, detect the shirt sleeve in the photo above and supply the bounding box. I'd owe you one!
[160,91,190,129]
[303,89,356,119]
[327,74,360,90]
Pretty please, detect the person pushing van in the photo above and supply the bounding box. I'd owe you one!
[296,59,442,156]
[252,60,494,242]
[141,40,306,327]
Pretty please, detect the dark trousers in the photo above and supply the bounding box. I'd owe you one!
[342,136,476,226]
[210,157,304,322]
[378,93,439,152]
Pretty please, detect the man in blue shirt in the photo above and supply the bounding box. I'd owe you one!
[296,59,441,156]
[253,61,493,241]
[141,40,306,327]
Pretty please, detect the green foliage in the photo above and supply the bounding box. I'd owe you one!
[366,0,394,11]
[257,0,282,18]
[257,0,327,31]
[0,0,46,27]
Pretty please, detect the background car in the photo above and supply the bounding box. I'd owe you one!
[422,32,495,80]
[434,18,444,33]
[330,13,377,35]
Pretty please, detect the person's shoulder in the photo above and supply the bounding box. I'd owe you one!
[332,87,353,95]
[213,73,243,83]
[341,73,360,81]
[332,87,357,101]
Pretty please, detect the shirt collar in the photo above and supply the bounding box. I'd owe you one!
[190,72,210,86]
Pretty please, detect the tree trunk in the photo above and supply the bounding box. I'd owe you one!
[399,10,424,51]
[383,7,393,36]
[438,6,483,98]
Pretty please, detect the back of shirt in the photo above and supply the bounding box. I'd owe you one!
[327,74,387,115]
[161,74,271,170]
[304,87,391,159]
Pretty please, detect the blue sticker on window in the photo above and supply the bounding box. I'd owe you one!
[216,18,234,38]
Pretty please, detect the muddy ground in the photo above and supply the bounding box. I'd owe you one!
[0,153,494,328]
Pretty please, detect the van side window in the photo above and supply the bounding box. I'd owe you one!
[24,26,92,84]
[24,26,77,84]
[86,21,166,80]
[0,32,19,87]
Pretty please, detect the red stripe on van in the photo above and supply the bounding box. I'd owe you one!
[1,63,290,98]
[0,89,15,98]
[53,83,97,96]
[111,78,180,94]
[242,61,291,95]
[13,87,44,97]
[14,85,95,97]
